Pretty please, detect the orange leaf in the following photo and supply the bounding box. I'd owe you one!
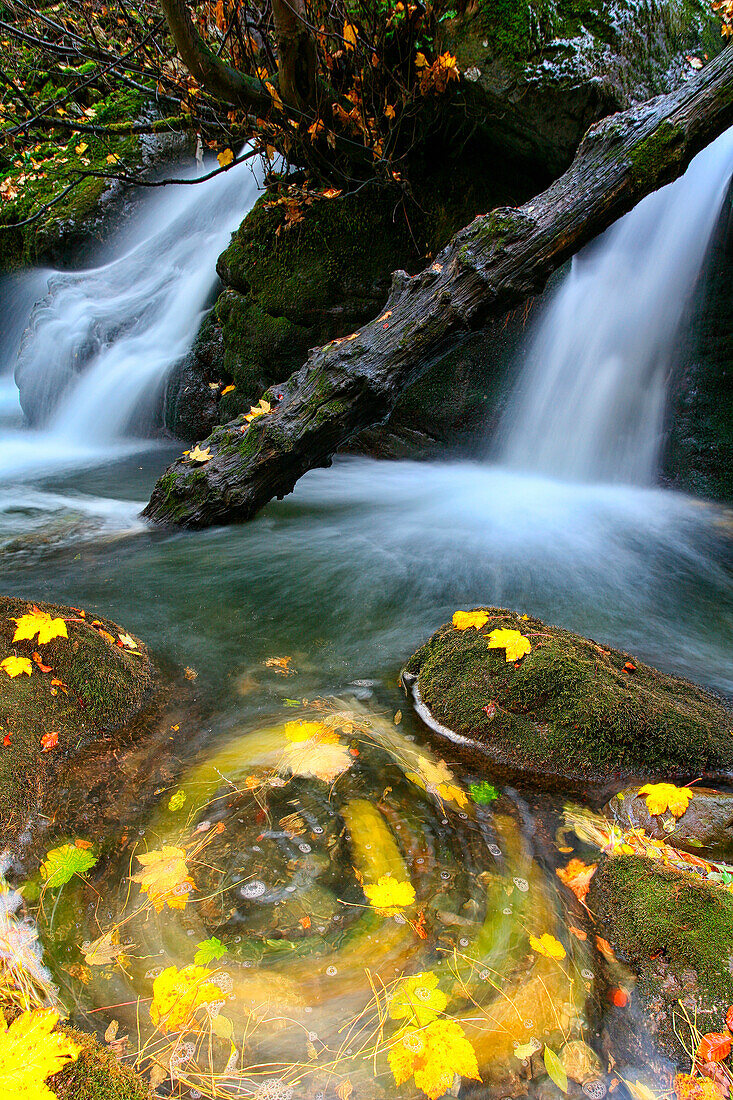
[697,1033,732,1062]
[41,732,59,752]
[556,858,597,903]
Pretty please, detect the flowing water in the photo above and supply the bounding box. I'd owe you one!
[1,136,732,1099]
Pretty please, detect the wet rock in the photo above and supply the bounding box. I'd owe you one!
[589,853,733,1064]
[402,607,733,790]
[605,785,733,858]
[0,595,156,840]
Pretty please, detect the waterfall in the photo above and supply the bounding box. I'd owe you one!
[498,128,733,485]
[11,156,261,451]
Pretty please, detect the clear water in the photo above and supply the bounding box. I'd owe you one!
[0,138,732,1099]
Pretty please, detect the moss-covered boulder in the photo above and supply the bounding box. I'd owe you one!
[589,854,733,1063]
[605,785,733,859]
[0,595,155,835]
[402,608,732,789]
[54,1026,151,1100]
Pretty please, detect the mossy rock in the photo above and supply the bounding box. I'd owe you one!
[0,595,156,834]
[605,785,733,859]
[53,1026,151,1100]
[589,854,733,1063]
[402,608,732,789]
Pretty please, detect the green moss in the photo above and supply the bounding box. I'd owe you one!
[405,607,732,782]
[590,854,733,1061]
[0,596,155,834]
[630,120,685,191]
[54,1026,151,1100]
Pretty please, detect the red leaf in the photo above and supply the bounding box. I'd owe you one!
[40,731,59,752]
[32,651,52,673]
[697,1032,732,1063]
[622,661,637,674]
[3,734,11,748]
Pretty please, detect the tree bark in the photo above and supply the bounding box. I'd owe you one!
[270,0,317,111]
[158,0,271,109]
[144,46,733,529]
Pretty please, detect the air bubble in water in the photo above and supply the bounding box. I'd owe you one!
[488,844,501,857]
[298,843,311,853]
[241,880,267,899]
[326,965,337,976]
[583,1082,607,1099]
[512,877,529,891]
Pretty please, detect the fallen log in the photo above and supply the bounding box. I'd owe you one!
[144,46,733,528]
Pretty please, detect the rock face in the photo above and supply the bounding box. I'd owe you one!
[605,785,733,858]
[402,608,733,789]
[590,854,733,1064]
[164,0,718,446]
[0,596,156,836]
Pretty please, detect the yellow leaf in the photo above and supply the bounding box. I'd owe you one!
[343,21,358,49]
[150,965,224,1033]
[363,874,415,915]
[529,932,566,960]
[217,148,234,168]
[12,609,68,645]
[283,720,330,743]
[105,153,120,164]
[131,846,194,912]
[414,51,428,68]
[220,384,235,395]
[389,1019,480,1099]
[638,783,693,818]
[487,628,531,662]
[452,609,488,631]
[390,971,447,1026]
[280,737,352,783]
[117,632,138,649]
[75,142,88,155]
[244,398,271,423]
[0,1008,80,1099]
[1,655,32,678]
[265,81,284,112]
[82,931,125,966]
[187,444,211,463]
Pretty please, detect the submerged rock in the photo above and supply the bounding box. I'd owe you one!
[589,853,733,1064]
[605,785,733,859]
[402,608,732,789]
[0,595,156,838]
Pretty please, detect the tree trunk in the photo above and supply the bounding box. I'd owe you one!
[271,0,317,111]
[144,46,733,529]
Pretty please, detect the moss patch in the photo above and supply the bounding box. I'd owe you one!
[0,595,155,835]
[590,854,733,1062]
[403,607,732,786]
[54,1026,151,1100]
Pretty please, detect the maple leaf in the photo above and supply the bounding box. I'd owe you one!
[41,844,97,888]
[186,445,211,464]
[281,737,352,783]
[282,720,331,743]
[217,148,234,167]
[82,931,125,966]
[343,20,358,49]
[452,610,488,631]
[556,858,597,903]
[1,655,32,678]
[12,608,68,645]
[244,398,271,423]
[390,971,447,1027]
[117,632,138,650]
[150,965,225,1033]
[638,783,693,818]
[40,732,59,752]
[363,874,416,915]
[487,628,531,663]
[405,756,467,807]
[469,781,499,805]
[132,846,194,911]
[675,1074,725,1100]
[194,936,227,965]
[0,1007,80,1100]
[389,1019,480,1099]
[697,1033,732,1062]
[168,789,186,811]
[529,933,566,960]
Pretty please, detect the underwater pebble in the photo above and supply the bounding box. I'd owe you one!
[241,880,267,899]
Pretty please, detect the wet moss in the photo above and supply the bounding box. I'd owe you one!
[54,1027,151,1100]
[0,596,155,834]
[590,854,733,1062]
[404,607,733,785]
[629,120,685,191]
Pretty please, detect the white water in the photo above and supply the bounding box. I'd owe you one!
[2,156,262,481]
[499,128,733,484]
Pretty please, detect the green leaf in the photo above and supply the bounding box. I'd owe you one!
[543,1046,568,1093]
[283,699,301,707]
[469,781,499,805]
[194,936,227,964]
[168,789,187,812]
[41,844,97,888]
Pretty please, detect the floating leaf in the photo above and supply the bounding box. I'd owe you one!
[696,1032,732,1062]
[194,937,227,965]
[82,932,125,966]
[41,844,97,888]
[469,781,499,805]
[280,736,352,783]
[487,628,531,663]
[132,846,194,912]
[168,789,187,812]
[363,874,415,916]
[1,655,32,678]
[0,1007,80,1100]
[452,610,488,631]
[389,1019,480,1099]
[529,933,566,960]
[556,858,597,903]
[638,783,693,818]
[12,609,68,646]
[149,965,224,1033]
[390,971,447,1027]
[543,1045,568,1093]
[514,1041,538,1060]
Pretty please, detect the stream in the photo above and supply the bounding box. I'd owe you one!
[0,137,732,1099]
